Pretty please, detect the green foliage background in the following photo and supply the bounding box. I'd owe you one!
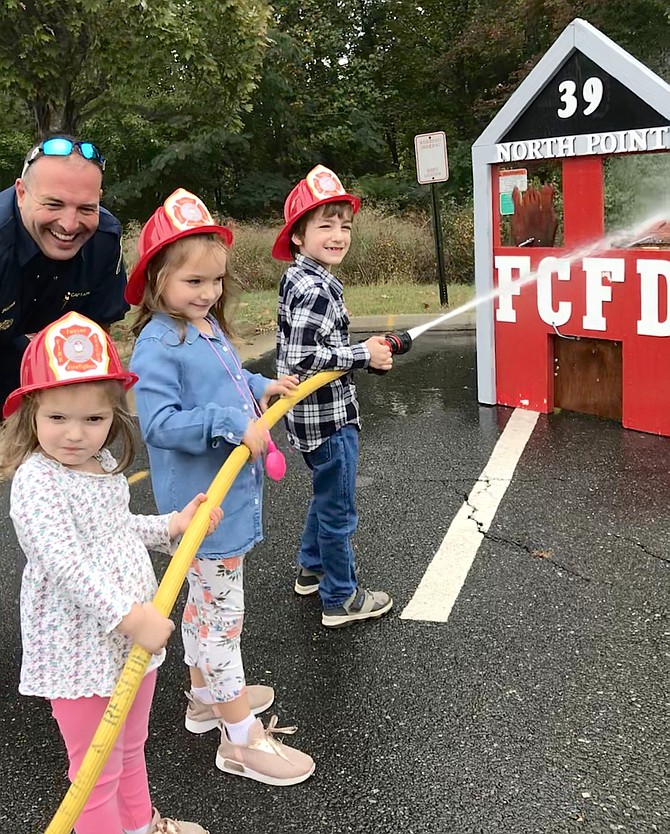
[0,0,668,271]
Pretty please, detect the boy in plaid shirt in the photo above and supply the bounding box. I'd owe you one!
[274,165,394,628]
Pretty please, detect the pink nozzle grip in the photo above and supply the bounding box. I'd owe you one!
[265,440,286,481]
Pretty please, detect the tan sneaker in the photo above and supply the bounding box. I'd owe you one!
[185,685,275,734]
[216,715,315,786]
[150,806,209,833]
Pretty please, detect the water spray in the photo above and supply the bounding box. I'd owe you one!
[376,207,670,360]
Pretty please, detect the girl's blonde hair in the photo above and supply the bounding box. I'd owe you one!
[131,234,237,339]
[0,380,137,478]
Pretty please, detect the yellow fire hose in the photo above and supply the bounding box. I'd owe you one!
[44,370,343,834]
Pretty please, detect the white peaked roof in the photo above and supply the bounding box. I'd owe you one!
[474,18,670,149]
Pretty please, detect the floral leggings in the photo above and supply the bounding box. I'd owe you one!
[182,555,246,702]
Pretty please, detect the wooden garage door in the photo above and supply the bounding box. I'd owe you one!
[553,336,622,421]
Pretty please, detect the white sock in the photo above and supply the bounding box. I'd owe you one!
[123,824,151,834]
[224,712,256,745]
[191,685,216,704]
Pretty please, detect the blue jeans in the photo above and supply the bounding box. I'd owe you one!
[298,424,359,608]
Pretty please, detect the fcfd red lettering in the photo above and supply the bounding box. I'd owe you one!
[494,255,670,336]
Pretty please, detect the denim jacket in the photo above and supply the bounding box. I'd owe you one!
[130,313,273,558]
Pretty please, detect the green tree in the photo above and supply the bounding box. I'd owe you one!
[0,0,271,217]
[0,0,269,137]
[369,0,669,198]
[211,0,404,217]
[0,89,32,185]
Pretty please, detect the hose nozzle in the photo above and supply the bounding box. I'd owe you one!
[385,330,412,355]
[368,330,413,375]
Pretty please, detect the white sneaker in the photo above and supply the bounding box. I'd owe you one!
[321,588,393,628]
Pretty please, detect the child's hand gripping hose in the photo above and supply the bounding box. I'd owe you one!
[367,330,413,375]
[43,369,344,834]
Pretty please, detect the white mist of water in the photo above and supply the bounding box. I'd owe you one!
[407,206,670,341]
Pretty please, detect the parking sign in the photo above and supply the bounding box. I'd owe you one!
[414,132,449,184]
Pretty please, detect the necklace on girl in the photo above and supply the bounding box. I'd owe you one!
[204,321,286,481]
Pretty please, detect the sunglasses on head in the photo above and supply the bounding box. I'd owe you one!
[22,138,106,175]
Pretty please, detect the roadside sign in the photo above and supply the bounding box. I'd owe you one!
[414,131,449,184]
[414,131,449,303]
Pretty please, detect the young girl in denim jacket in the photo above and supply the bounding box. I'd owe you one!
[127,189,314,787]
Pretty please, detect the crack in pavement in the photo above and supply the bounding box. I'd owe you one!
[451,483,594,582]
[610,533,670,565]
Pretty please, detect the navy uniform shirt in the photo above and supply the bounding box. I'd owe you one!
[0,186,129,405]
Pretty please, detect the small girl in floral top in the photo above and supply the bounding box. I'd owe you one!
[0,312,222,834]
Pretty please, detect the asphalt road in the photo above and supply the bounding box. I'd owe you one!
[1,330,668,833]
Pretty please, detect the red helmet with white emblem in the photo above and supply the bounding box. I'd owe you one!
[125,188,234,306]
[2,312,138,418]
[271,165,360,262]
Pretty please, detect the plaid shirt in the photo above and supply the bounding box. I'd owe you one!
[276,254,371,452]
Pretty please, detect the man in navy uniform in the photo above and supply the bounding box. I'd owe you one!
[0,135,129,408]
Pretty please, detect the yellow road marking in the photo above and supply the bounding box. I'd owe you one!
[127,470,148,485]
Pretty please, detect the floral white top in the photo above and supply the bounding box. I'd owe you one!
[10,449,173,699]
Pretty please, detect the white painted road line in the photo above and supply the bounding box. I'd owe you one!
[401,408,540,623]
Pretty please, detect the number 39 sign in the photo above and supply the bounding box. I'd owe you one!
[492,47,669,162]
[557,77,603,118]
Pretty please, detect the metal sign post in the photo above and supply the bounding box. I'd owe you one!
[414,131,450,305]
[430,182,448,304]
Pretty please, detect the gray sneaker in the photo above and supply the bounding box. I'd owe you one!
[185,685,275,734]
[294,567,323,596]
[321,588,393,628]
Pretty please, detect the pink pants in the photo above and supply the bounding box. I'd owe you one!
[50,670,156,834]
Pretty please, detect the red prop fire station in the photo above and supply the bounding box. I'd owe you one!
[473,19,670,435]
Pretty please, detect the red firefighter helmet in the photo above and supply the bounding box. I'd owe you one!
[271,165,361,261]
[125,188,234,305]
[2,312,138,418]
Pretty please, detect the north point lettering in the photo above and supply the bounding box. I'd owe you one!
[495,255,670,336]
[496,127,670,162]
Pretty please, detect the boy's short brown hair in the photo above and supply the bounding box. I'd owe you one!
[289,201,354,259]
